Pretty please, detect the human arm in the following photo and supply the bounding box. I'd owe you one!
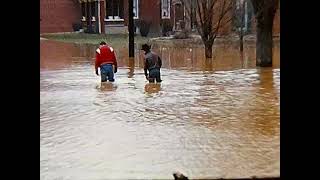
[144,59,149,79]
[158,56,162,68]
[95,50,100,76]
[111,48,118,73]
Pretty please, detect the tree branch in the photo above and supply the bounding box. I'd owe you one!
[212,0,227,34]
[196,0,204,30]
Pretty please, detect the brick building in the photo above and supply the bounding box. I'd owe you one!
[77,0,235,35]
[40,0,81,33]
[40,0,280,36]
[78,0,168,35]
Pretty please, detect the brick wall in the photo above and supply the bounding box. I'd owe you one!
[40,0,81,33]
[123,0,161,35]
[140,0,161,35]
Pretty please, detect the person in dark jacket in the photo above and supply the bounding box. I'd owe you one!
[141,44,162,83]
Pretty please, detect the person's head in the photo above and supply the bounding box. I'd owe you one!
[173,172,189,180]
[99,41,107,48]
[141,43,151,53]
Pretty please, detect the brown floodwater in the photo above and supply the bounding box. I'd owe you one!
[40,39,280,179]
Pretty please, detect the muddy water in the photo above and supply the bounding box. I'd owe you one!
[40,40,280,180]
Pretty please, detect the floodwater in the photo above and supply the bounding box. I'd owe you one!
[40,39,280,180]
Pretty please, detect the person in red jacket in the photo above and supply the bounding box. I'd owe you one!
[95,41,118,82]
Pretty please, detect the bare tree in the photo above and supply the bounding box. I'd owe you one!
[182,0,235,58]
[250,0,279,67]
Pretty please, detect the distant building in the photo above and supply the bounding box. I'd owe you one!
[40,0,279,36]
[78,0,167,35]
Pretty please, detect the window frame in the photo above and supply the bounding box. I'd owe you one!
[161,0,171,19]
[105,0,125,21]
[133,0,139,19]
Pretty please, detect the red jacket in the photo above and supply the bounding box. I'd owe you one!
[95,45,117,70]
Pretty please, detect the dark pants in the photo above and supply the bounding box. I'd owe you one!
[100,64,114,82]
[148,68,161,83]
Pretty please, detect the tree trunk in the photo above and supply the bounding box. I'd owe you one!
[204,43,213,58]
[204,58,213,71]
[256,15,273,67]
[240,0,245,52]
[240,32,244,52]
[240,51,244,68]
[128,0,134,58]
[250,0,279,67]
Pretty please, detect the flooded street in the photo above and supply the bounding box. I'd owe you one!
[40,40,280,179]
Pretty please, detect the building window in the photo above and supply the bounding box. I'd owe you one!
[133,0,139,19]
[81,3,86,21]
[162,0,170,19]
[81,2,96,21]
[106,0,124,20]
[91,2,96,21]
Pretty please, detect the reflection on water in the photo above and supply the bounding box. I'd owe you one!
[96,82,118,92]
[41,39,279,72]
[40,40,280,179]
[145,83,162,94]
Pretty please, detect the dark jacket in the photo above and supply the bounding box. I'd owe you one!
[144,51,162,77]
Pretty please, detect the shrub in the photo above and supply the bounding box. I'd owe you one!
[162,20,173,36]
[72,23,82,31]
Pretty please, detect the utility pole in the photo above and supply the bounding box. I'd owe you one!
[128,0,134,58]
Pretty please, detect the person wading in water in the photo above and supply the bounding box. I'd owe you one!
[95,41,118,82]
[141,44,162,83]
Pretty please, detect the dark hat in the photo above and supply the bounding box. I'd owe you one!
[141,43,151,51]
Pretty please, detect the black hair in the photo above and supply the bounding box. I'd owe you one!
[141,44,151,51]
[100,41,106,45]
